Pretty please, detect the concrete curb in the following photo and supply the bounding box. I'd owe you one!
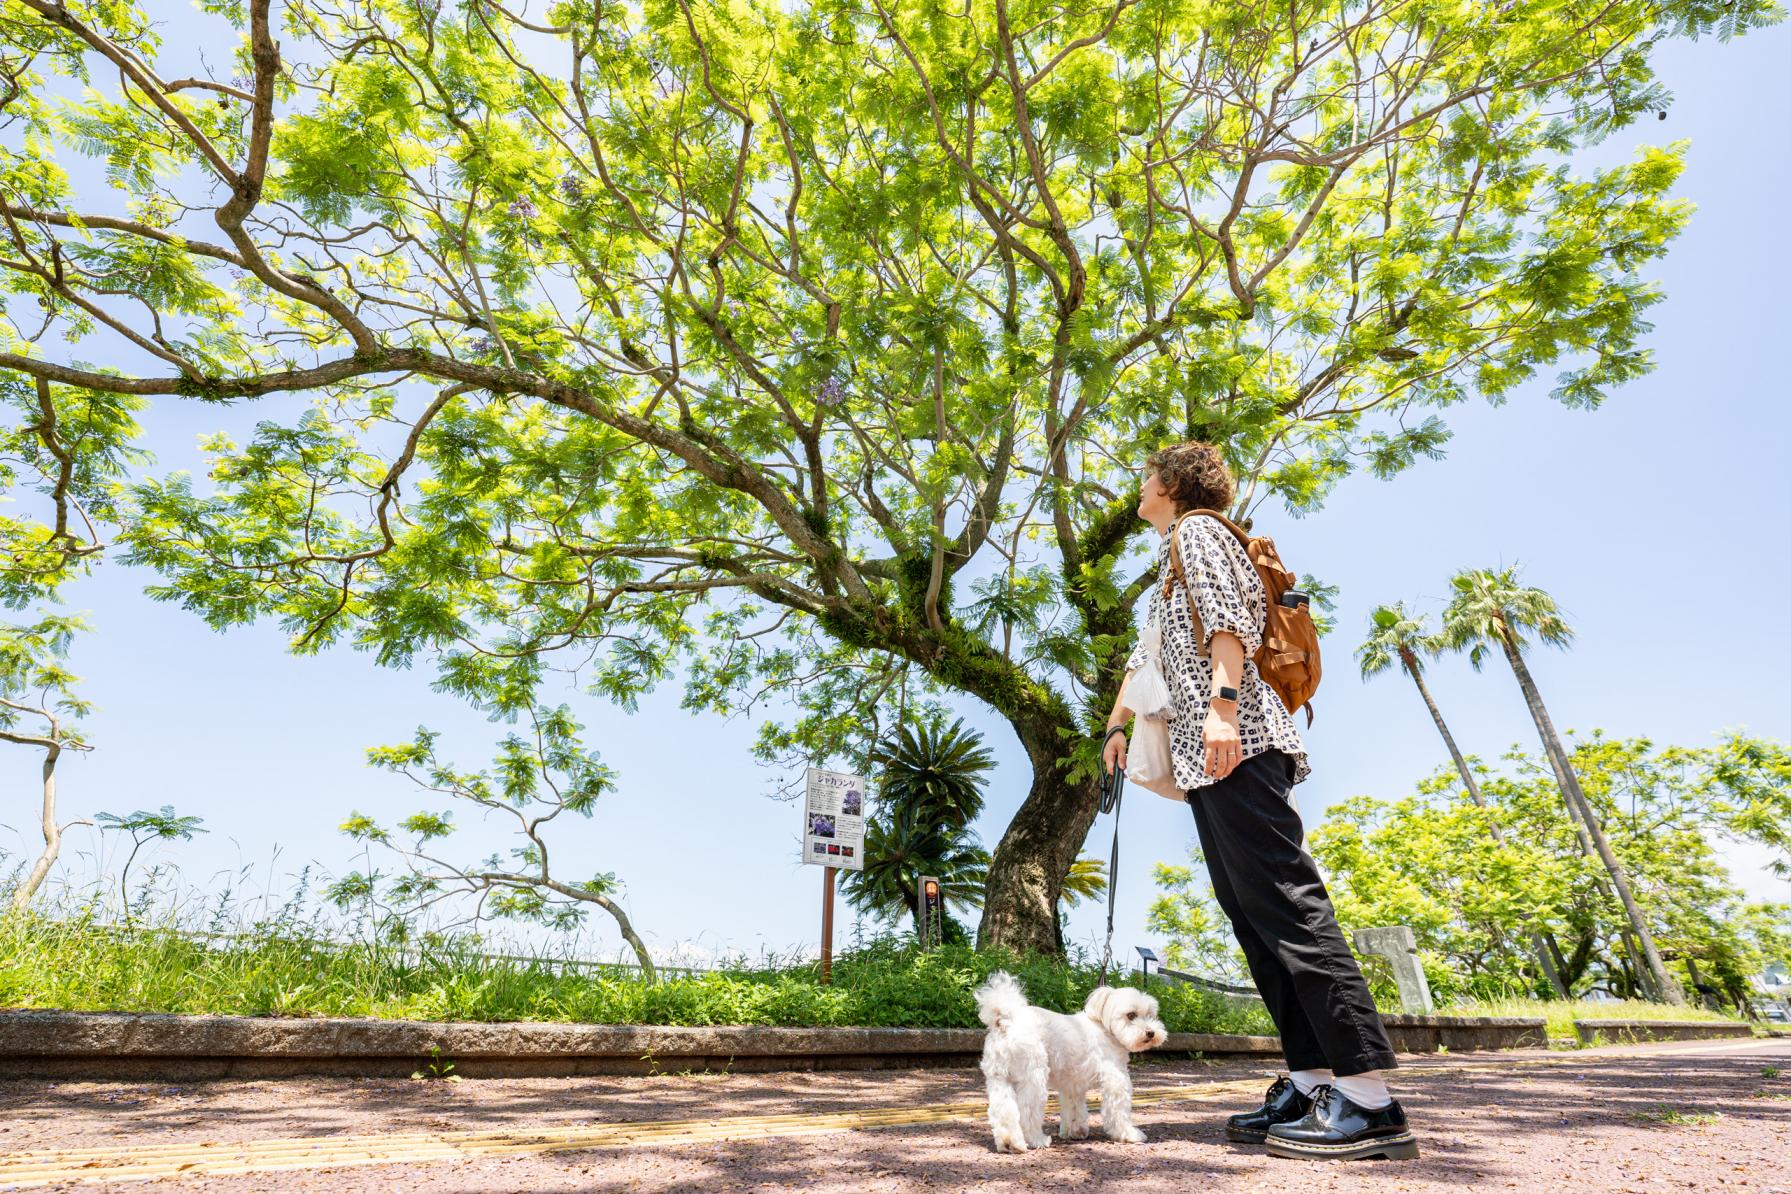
[1381,1013,1548,1053]
[1571,1018,1754,1046]
[0,1008,1547,1079]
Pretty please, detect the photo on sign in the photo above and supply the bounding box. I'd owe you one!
[842,789,863,817]
[808,813,836,839]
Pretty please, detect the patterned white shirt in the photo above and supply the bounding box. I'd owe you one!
[1125,515,1311,791]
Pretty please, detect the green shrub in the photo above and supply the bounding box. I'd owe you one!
[0,911,1272,1034]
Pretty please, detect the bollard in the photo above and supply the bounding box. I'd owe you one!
[1352,925,1435,1015]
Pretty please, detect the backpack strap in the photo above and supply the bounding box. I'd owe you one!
[1161,509,1258,658]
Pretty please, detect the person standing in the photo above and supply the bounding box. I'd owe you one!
[1101,440,1419,1162]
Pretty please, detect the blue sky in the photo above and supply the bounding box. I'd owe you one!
[4,18,1789,969]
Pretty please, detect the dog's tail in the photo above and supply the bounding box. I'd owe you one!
[974,970,1030,1033]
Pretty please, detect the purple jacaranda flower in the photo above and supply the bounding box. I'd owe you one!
[817,377,845,406]
[507,198,538,220]
[470,336,497,356]
[558,175,586,202]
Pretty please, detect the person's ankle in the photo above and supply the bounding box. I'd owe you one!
[1332,1071,1393,1110]
[1288,1068,1334,1097]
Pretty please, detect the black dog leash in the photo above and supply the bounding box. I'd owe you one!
[1095,726,1128,988]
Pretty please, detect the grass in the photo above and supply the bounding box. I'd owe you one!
[0,910,1274,1036]
[1448,996,1744,1043]
[1635,1106,1724,1126]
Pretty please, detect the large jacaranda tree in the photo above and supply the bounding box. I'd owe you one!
[0,0,1776,951]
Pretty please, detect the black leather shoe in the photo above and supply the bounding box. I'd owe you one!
[1225,1075,1314,1144]
[1264,1085,1419,1160]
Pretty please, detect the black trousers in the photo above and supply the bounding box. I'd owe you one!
[1186,749,1397,1077]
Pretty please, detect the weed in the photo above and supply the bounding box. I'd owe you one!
[410,1045,458,1081]
[1636,1106,1722,1126]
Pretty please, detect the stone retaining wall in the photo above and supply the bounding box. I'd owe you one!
[1571,1018,1753,1047]
[0,1008,1547,1080]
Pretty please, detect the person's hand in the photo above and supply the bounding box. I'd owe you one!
[1102,726,1128,775]
[1203,706,1242,779]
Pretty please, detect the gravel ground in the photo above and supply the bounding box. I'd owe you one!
[2,1037,1787,1192]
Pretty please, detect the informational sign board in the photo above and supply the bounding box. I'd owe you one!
[803,766,867,872]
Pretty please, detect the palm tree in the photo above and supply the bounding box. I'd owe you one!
[1358,604,1489,810]
[1052,854,1110,954]
[841,718,995,942]
[1439,567,1682,1004]
[1358,603,1568,998]
[849,806,990,934]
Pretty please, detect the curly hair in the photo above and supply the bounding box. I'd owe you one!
[1145,441,1234,514]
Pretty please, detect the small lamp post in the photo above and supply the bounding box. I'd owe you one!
[918,876,944,948]
[1135,946,1159,980]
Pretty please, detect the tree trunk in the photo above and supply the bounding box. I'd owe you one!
[10,744,67,911]
[1406,650,1487,810]
[588,890,656,983]
[978,712,1100,955]
[1496,625,1683,1005]
[1405,653,1569,998]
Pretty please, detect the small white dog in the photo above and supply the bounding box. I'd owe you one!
[974,971,1167,1153]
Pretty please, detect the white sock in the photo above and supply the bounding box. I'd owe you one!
[1288,1068,1334,1097]
[1333,1071,1393,1110]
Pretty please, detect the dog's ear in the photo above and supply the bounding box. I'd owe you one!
[1083,986,1112,1022]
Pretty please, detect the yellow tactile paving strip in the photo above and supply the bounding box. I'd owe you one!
[1,1038,1781,1188]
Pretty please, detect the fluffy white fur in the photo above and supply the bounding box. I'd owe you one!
[974,971,1167,1153]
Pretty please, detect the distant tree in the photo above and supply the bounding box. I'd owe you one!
[1310,734,1791,1004]
[327,705,654,979]
[1440,567,1682,1004]
[1357,601,1567,997]
[1148,852,1249,985]
[0,370,143,909]
[94,804,207,920]
[0,615,93,909]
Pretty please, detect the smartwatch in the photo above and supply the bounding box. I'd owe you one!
[1212,685,1239,704]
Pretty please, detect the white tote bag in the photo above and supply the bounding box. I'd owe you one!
[1120,622,1184,800]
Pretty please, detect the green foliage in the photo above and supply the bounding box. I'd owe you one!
[841,717,993,939]
[0,913,1270,1035]
[0,375,144,606]
[1452,996,1738,1044]
[1148,853,1248,983]
[94,804,207,920]
[0,614,91,739]
[329,705,642,952]
[1440,566,1574,670]
[1307,735,1791,1005]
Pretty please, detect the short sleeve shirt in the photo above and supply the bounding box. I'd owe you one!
[1125,515,1311,791]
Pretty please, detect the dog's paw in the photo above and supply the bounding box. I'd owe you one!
[1025,1134,1053,1150]
[1058,1124,1090,1140]
[992,1134,1026,1154]
[1109,1126,1147,1144]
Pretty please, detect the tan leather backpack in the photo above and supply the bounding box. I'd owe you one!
[1163,508,1322,724]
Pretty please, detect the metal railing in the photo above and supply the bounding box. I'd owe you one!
[72,921,723,979]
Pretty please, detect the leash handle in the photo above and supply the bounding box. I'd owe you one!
[1095,726,1126,987]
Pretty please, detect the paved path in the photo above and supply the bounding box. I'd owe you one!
[1,1036,1787,1191]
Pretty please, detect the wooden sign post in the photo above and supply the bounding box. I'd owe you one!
[802,766,867,987]
[820,865,836,985]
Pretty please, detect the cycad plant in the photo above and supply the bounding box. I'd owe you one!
[1439,567,1682,1004]
[842,718,994,943]
[1358,602,1568,997]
